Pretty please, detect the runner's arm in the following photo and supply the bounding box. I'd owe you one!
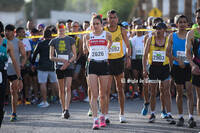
[186,30,195,67]
[18,40,27,67]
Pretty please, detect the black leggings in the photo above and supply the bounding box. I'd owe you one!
[0,70,7,127]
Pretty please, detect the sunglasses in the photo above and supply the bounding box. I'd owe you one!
[58,25,66,29]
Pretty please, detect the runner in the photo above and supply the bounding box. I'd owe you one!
[143,22,175,124]
[29,28,41,104]
[104,9,131,123]
[32,27,59,108]
[186,8,200,125]
[49,22,77,119]
[167,14,196,128]
[129,24,145,99]
[141,17,168,118]
[16,27,32,105]
[5,24,26,121]
[84,15,112,130]
[0,21,22,128]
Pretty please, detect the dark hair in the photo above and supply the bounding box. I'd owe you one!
[152,17,163,25]
[58,21,66,26]
[107,9,117,16]
[5,24,15,31]
[84,21,90,24]
[31,28,39,34]
[174,14,188,24]
[66,19,73,23]
[92,15,103,24]
[154,22,167,30]
[0,21,4,33]
[16,27,24,33]
[43,27,52,39]
[0,21,4,37]
[196,8,200,14]
[72,21,79,26]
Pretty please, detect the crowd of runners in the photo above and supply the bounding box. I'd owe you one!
[0,8,200,130]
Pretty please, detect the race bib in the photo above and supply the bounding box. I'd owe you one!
[57,55,69,65]
[91,47,106,59]
[109,42,120,54]
[177,51,188,62]
[135,47,143,59]
[152,51,165,62]
[0,72,2,84]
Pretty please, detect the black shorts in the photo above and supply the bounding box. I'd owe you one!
[29,69,37,77]
[88,60,109,76]
[21,66,31,76]
[171,64,191,85]
[131,59,142,72]
[7,75,18,82]
[149,64,170,81]
[56,69,74,79]
[108,56,125,76]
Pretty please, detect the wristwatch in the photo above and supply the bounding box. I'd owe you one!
[18,77,23,80]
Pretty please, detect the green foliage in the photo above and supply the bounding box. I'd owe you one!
[0,0,25,11]
[97,0,135,21]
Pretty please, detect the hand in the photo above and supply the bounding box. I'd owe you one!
[60,60,70,70]
[191,64,200,75]
[17,80,23,92]
[143,69,148,78]
[31,65,35,72]
[20,64,25,70]
[177,59,185,69]
[126,57,131,69]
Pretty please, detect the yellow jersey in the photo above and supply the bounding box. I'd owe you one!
[104,26,124,59]
[148,35,169,65]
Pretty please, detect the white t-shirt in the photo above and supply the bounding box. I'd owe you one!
[130,35,145,60]
[22,38,31,52]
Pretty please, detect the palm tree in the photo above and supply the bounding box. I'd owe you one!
[184,0,192,22]
[169,0,178,19]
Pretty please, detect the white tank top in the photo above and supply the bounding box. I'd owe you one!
[88,31,108,61]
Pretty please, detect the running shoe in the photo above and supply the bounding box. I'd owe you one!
[64,110,70,119]
[176,117,184,127]
[141,103,149,116]
[38,101,49,108]
[119,115,126,123]
[31,98,38,104]
[17,100,23,105]
[24,100,31,105]
[166,115,176,124]
[148,113,156,123]
[10,113,17,122]
[160,110,168,119]
[188,117,196,128]
[100,115,106,127]
[88,109,92,117]
[93,119,99,130]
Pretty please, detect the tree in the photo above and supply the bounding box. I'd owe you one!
[169,0,178,19]
[97,0,135,21]
[0,0,24,12]
[184,0,192,22]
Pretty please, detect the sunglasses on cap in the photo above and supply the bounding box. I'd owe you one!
[58,25,66,29]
